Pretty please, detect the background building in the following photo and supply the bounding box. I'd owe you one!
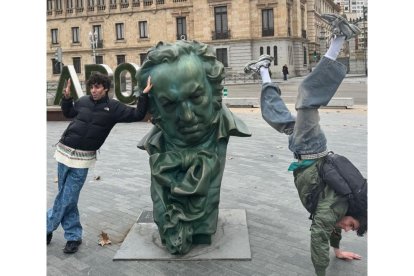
[47,0,312,83]
[46,0,364,84]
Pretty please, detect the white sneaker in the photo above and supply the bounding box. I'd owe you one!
[244,55,274,74]
[321,13,361,40]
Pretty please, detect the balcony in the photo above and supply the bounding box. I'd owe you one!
[143,0,153,6]
[212,30,231,40]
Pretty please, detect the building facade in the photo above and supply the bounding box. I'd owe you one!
[335,0,367,15]
[47,0,314,82]
[305,0,341,67]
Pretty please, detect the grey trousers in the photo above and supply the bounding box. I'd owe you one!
[260,57,347,158]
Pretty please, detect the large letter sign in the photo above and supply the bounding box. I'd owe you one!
[53,63,139,105]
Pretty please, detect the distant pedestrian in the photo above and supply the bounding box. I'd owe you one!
[282,64,289,80]
[244,14,366,276]
[47,72,152,254]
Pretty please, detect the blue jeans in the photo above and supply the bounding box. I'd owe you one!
[47,162,88,241]
[260,57,347,157]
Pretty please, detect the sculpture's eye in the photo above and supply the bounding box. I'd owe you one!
[162,100,175,108]
[190,90,204,104]
[160,99,176,111]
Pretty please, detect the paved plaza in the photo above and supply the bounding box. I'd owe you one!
[47,103,367,275]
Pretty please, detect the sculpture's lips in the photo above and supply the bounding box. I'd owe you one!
[178,124,202,135]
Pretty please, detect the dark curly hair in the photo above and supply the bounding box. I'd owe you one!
[86,72,111,93]
[355,214,367,237]
[135,40,225,122]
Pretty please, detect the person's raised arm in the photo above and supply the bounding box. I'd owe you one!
[114,75,152,123]
[142,75,152,94]
[63,78,71,99]
[61,79,78,118]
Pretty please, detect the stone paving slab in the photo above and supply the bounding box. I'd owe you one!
[114,209,251,261]
[47,107,367,275]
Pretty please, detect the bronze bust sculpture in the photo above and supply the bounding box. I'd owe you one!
[136,40,251,254]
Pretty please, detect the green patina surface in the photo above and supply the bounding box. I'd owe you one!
[136,40,251,254]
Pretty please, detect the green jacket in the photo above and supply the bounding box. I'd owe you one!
[293,158,349,276]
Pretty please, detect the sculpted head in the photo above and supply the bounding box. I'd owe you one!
[137,40,225,147]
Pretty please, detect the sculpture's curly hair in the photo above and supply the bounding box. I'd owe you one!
[135,40,225,120]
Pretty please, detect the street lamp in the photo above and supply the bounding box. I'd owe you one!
[89,30,98,64]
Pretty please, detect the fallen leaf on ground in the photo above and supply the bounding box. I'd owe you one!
[98,231,112,246]
[94,176,101,180]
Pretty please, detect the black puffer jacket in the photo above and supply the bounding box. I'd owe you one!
[59,94,149,151]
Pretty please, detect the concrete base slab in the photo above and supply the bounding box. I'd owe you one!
[113,209,251,261]
[327,97,354,108]
[223,97,259,107]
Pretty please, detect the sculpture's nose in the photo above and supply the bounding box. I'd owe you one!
[178,101,194,122]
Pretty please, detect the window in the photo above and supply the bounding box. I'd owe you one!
[287,6,291,36]
[176,17,186,40]
[117,55,126,65]
[216,48,228,67]
[273,46,278,65]
[97,0,105,10]
[73,57,81,73]
[139,53,147,65]
[95,55,103,64]
[120,0,129,8]
[303,47,307,65]
[51,29,59,44]
[288,45,293,65]
[116,23,124,40]
[55,0,63,10]
[52,59,61,74]
[88,0,95,11]
[260,47,263,55]
[143,0,152,6]
[72,27,80,43]
[76,0,84,11]
[266,46,270,56]
[47,0,53,14]
[214,6,229,39]
[262,9,274,36]
[132,0,139,7]
[93,25,103,48]
[67,0,74,9]
[139,21,148,38]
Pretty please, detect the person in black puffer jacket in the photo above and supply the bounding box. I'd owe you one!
[47,72,152,254]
